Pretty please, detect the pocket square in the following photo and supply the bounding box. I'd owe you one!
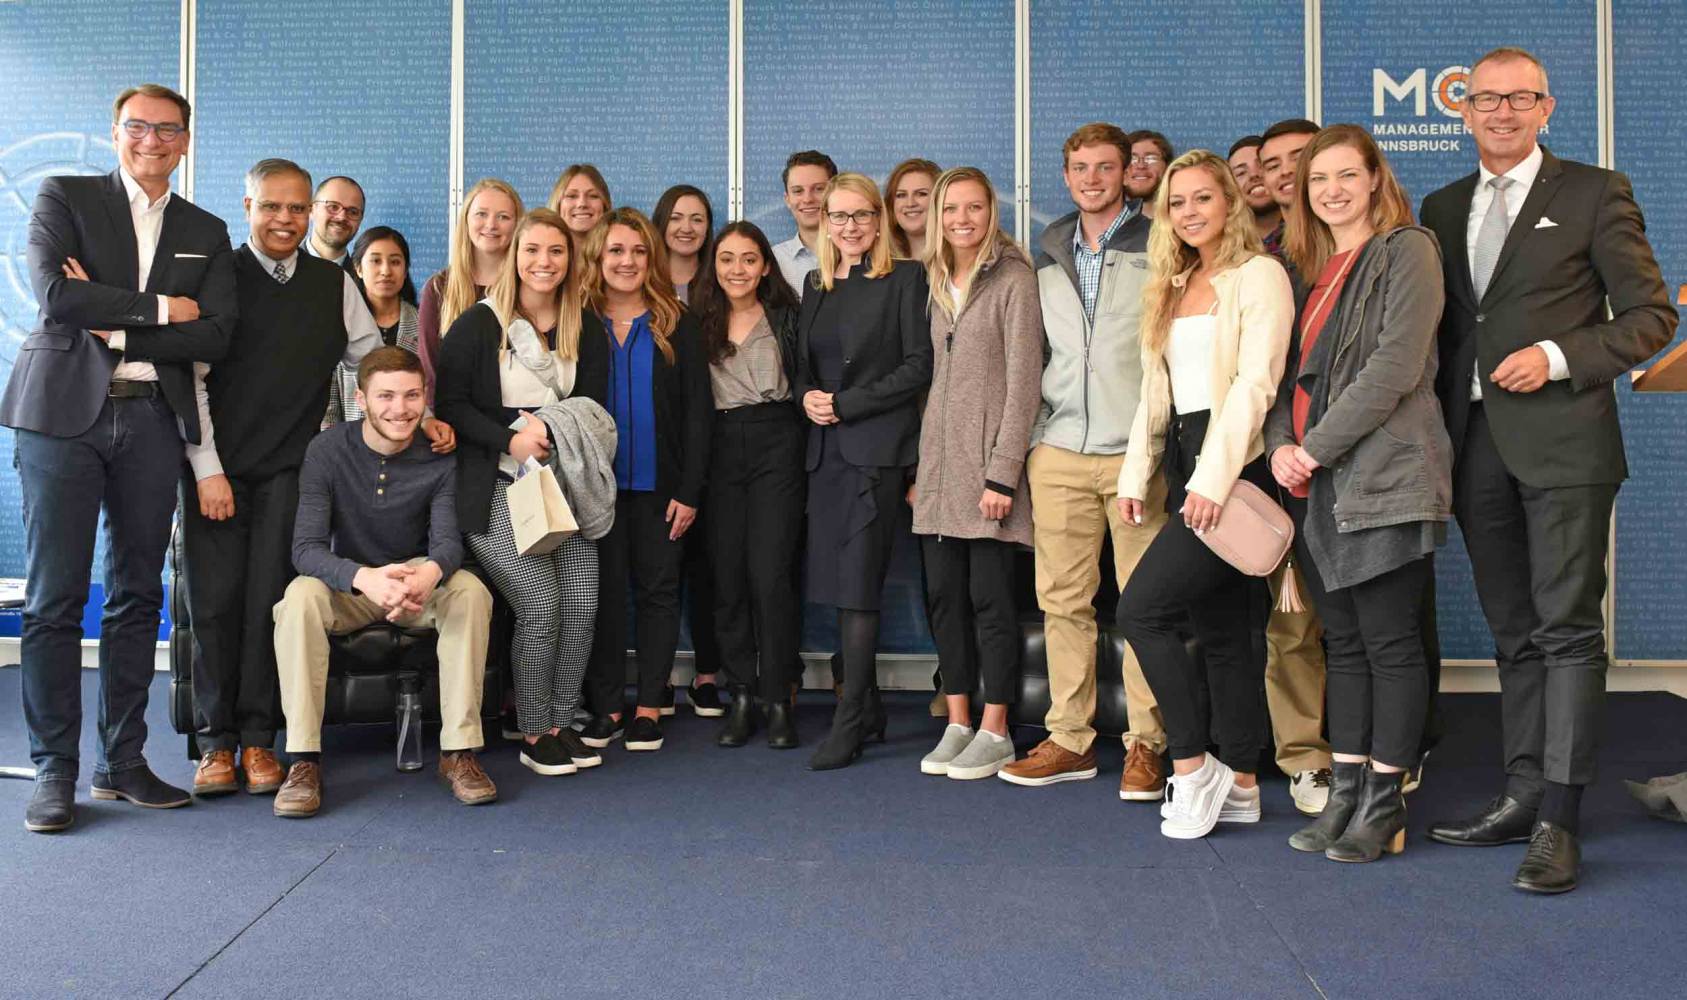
[173,252,209,258]
[1534,217,1558,229]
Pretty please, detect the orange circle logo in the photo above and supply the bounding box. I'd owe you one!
[1433,66,1470,117]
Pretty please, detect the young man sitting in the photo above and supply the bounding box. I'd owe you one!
[272,347,495,817]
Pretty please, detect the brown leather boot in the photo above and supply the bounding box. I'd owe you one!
[241,747,285,795]
[193,749,238,797]
[439,751,498,806]
[273,762,322,818]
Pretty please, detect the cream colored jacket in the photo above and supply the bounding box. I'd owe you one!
[1118,253,1294,506]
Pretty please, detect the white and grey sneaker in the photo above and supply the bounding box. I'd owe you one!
[920,724,975,775]
[1162,778,1260,823]
[945,730,1015,781]
[1291,768,1333,815]
[1160,755,1237,840]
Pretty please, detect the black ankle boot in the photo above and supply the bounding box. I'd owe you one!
[1326,765,1408,863]
[809,689,869,770]
[717,687,757,748]
[864,686,887,744]
[1289,761,1364,853]
[766,699,799,749]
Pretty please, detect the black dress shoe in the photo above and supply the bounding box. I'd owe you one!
[1513,822,1580,894]
[90,766,191,809]
[766,700,799,750]
[717,688,758,748]
[1426,795,1536,847]
[24,779,75,833]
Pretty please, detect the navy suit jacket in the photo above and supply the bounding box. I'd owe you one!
[0,170,236,444]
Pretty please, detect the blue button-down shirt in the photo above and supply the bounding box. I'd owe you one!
[606,312,658,492]
[1071,202,1136,323]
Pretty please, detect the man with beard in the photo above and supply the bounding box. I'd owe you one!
[306,175,365,269]
[1227,135,1283,251]
[271,347,494,816]
[1258,118,1321,259]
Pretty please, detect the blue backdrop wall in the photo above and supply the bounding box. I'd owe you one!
[1,0,1682,660]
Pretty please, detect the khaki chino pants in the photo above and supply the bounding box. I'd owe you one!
[274,567,492,753]
[1266,557,1331,774]
[1029,443,1167,756]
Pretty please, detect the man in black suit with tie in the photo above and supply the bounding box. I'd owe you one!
[0,84,237,832]
[1419,48,1676,893]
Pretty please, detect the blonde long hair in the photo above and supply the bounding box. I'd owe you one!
[579,207,683,364]
[814,172,896,292]
[440,178,523,337]
[485,208,583,360]
[884,157,940,259]
[1140,150,1264,357]
[922,167,1014,321]
[1284,124,1414,282]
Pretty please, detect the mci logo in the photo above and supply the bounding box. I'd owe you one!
[1373,66,1470,118]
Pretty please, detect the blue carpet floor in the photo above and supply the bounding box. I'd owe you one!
[1,665,1684,999]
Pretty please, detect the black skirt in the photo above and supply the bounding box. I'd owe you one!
[804,424,909,611]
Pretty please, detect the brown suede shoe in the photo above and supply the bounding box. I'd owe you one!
[997,737,1098,787]
[439,751,498,806]
[1120,742,1166,801]
[241,747,285,795]
[273,762,321,818]
[193,749,238,797]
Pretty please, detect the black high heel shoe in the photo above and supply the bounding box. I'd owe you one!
[1289,760,1363,853]
[1326,765,1408,863]
[809,688,869,770]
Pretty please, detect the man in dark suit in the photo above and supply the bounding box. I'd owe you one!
[1419,48,1676,893]
[0,84,237,832]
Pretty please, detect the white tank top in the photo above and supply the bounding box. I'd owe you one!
[1165,312,1218,415]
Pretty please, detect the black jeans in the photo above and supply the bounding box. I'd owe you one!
[588,490,686,712]
[178,467,299,753]
[1295,541,1433,769]
[708,404,805,703]
[921,535,1019,705]
[1116,411,1270,772]
[15,395,182,779]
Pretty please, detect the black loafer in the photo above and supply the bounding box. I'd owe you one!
[24,778,75,833]
[579,716,625,749]
[1513,822,1580,894]
[89,765,191,809]
[1426,795,1536,847]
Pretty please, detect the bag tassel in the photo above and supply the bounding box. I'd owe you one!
[1275,557,1306,614]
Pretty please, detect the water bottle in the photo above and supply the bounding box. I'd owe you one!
[395,675,424,772]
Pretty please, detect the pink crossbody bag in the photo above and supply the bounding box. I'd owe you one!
[1196,479,1294,578]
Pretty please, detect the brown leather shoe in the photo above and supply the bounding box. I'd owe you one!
[193,749,238,797]
[241,747,285,795]
[273,762,322,818]
[439,751,498,806]
[1120,742,1166,801]
[997,737,1098,787]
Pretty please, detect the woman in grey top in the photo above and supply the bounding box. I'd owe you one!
[693,221,806,749]
[328,226,419,424]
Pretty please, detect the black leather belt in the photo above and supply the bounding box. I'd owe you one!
[108,380,159,398]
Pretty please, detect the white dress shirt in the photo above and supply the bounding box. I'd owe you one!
[186,245,383,480]
[107,168,173,381]
[1465,144,1568,400]
[772,235,818,300]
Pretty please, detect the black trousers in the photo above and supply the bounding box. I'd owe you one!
[178,467,299,752]
[682,508,721,676]
[1456,403,1616,794]
[708,404,805,703]
[588,490,686,713]
[921,535,1019,705]
[1295,542,1433,769]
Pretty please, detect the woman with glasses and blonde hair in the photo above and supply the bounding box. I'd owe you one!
[548,163,612,240]
[419,178,523,402]
[911,167,1043,781]
[577,207,713,754]
[797,172,933,770]
[884,157,940,260]
[1265,124,1450,862]
[1114,149,1294,840]
[434,207,609,778]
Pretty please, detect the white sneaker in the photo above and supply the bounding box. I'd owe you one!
[1162,776,1260,823]
[945,729,1015,780]
[1160,756,1236,839]
[1290,768,1333,815]
[920,724,975,775]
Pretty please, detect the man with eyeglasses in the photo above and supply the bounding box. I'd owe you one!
[175,158,406,801]
[1,84,237,832]
[1124,130,1173,218]
[306,175,366,270]
[1420,47,1675,894]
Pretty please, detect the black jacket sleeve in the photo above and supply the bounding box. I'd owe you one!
[434,306,516,456]
[672,315,714,508]
[572,310,610,408]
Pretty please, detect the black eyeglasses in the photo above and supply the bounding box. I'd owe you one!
[1468,90,1547,112]
[826,209,878,227]
[119,119,186,142]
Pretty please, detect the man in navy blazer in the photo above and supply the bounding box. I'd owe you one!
[1419,49,1676,892]
[0,83,237,832]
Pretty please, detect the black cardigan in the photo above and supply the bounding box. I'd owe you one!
[794,258,932,468]
[434,302,609,535]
